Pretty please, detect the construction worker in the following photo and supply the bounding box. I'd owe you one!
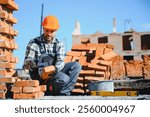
[23,15,81,96]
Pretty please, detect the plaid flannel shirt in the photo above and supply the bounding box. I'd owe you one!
[23,35,65,73]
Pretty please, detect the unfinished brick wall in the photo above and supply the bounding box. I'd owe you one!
[11,80,46,99]
[0,1,47,99]
[0,0,19,99]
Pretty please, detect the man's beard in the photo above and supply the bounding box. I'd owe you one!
[45,36,54,42]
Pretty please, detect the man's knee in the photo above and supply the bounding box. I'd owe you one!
[54,72,69,84]
[71,62,82,71]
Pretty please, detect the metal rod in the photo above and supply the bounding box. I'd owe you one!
[40,3,44,35]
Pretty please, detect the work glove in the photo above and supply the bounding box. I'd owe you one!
[24,60,36,70]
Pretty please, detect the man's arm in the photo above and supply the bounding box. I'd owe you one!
[23,41,38,70]
[54,42,65,72]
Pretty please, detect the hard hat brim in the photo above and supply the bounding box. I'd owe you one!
[42,25,60,30]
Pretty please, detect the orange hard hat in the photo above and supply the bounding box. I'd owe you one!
[42,15,60,30]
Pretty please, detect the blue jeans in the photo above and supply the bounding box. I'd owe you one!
[45,62,81,96]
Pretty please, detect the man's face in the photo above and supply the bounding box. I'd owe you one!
[43,28,57,42]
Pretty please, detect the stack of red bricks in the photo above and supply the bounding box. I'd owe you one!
[124,55,150,79]
[143,55,150,79]
[64,43,125,94]
[110,55,125,80]
[124,60,143,78]
[0,0,18,99]
[65,43,150,95]
[11,80,46,99]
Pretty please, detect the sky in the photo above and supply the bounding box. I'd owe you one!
[13,0,150,68]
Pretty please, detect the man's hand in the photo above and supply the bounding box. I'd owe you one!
[24,60,36,70]
[41,66,55,79]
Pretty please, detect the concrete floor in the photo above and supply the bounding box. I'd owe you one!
[40,95,150,100]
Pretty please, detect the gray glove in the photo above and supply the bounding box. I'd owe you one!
[24,60,37,70]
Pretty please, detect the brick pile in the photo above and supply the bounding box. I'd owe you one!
[110,55,125,80]
[64,43,125,94]
[65,43,150,95]
[11,80,46,99]
[143,55,150,79]
[0,0,18,99]
[124,60,143,78]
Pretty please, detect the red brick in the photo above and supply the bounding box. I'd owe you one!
[0,77,16,83]
[66,51,82,56]
[81,51,86,56]
[11,86,22,93]
[40,85,46,92]
[79,56,87,66]
[38,92,45,98]
[0,40,12,49]
[100,51,117,61]
[125,60,143,77]
[10,56,18,63]
[0,83,7,91]
[0,48,13,56]
[0,20,6,27]
[0,55,10,62]
[88,63,107,71]
[95,71,105,77]
[14,80,39,87]
[64,56,72,63]
[9,28,15,36]
[98,60,112,66]
[72,56,79,62]
[0,69,15,76]
[41,66,55,79]
[80,70,95,75]
[85,76,105,81]
[104,48,113,54]
[7,13,18,24]
[110,61,125,80]
[105,44,114,49]
[0,35,7,41]
[0,62,15,69]
[0,92,5,99]
[23,86,41,93]
[72,89,84,94]
[75,82,84,88]
[13,92,44,99]
[72,44,86,50]
[0,5,2,10]
[95,47,104,58]
[0,0,19,11]
[14,30,19,36]
[72,44,96,51]
[91,59,112,66]
[0,10,8,18]
[77,77,84,82]
[0,27,9,34]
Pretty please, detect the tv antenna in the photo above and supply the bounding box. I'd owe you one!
[124,19,132,32]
